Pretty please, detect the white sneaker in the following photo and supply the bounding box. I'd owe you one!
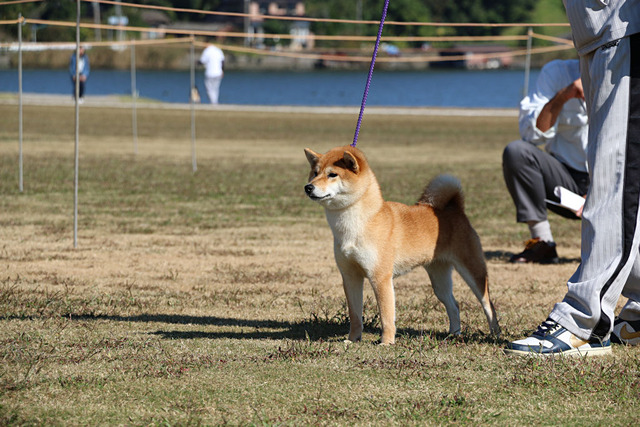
[611,317,640,346]
[504,318,611,357]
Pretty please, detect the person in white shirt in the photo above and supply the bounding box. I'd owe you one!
[198,42,225,104]
[502,59,588,264]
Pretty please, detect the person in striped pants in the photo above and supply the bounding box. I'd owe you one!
[505,0,640,356]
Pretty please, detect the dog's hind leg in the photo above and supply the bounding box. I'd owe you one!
[341,268,365,343]
[425,262,461,336]
[453,254,501,336]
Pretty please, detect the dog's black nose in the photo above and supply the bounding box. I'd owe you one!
[304,184,314,195]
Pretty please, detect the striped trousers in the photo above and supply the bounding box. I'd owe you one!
[550,34,640,340]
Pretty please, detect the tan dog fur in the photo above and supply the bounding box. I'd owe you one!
[304,146,500,344]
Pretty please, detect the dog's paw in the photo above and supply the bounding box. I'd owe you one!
[443,333,463,342]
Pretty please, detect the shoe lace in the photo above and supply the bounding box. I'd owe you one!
[534,319,559,337]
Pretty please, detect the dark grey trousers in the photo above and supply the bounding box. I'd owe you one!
[502,139,589,223]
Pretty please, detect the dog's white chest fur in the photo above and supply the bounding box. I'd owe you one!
[326,207,378,275]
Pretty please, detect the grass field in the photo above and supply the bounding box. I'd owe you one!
[1,104,639,425]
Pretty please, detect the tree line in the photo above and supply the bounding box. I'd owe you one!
[0,0,566,44]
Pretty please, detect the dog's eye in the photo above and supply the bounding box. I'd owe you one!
[312,171,318,178]
[328,172,338,178]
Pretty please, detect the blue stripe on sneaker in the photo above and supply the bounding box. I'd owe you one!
[540,335,572,354]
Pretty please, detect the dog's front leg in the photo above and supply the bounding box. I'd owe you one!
[340,268,365,343]
[370,273,396,345]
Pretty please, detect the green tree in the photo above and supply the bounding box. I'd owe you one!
[305,0,361,46]
[367,0,434,42]
[304,0,540,46]
[0,0,78,41]
[423,0,537,36]
[306,0,433,48]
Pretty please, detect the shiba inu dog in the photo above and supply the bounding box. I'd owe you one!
[304,146,500,344]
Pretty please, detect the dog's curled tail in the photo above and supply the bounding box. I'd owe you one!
[418,174,464,210]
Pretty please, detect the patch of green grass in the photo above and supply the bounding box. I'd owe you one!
[0,104,635,425]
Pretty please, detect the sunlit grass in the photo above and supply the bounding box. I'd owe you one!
[0,104,635,425]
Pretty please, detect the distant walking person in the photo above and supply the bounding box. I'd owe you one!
[199,42,225,104]
[69,46,90,102]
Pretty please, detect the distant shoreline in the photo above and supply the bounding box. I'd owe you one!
[0,92,518,117]
[0,42,565,72]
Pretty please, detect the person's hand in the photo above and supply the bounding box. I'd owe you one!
[565,78,584,101]
[536,78,585,132]
[575,195,587,218]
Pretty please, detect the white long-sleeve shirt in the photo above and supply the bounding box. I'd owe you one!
[519,59,589,173]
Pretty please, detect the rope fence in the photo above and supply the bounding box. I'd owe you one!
[2,16,563,45]
[1,0,575,64]
[0,0,41,6]
[1,0,578,247]
[84,0,571,28]
[1,38,572,64]
[0,17,574,63]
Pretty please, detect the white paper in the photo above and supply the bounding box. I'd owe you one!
[544,186,585,213]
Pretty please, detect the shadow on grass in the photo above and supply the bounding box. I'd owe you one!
[67,313,502,344]
[485,250,580,264]
[72,313,347,341]
[151,325,505,346]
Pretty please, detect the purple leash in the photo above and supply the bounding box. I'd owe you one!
[351,0,390,147]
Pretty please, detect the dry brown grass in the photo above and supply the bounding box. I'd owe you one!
[0,104,638,425]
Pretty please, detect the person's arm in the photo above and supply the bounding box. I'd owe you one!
[535,78,584,132]
[83,56,90,77]
[198,47,208,67]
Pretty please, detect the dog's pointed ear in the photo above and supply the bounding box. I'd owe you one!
[304,148,320,167]
[343,151,360,174]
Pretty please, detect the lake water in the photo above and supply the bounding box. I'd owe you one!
[0,68,539,108]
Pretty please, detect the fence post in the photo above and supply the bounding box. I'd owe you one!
[73,0,80,248]
[523,27,533,97]
[18,14,23,193]
[190,36,197,173]
[131,42,138,155]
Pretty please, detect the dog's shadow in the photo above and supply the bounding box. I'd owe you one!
[69,313,501,344]
[72,313,347,341]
